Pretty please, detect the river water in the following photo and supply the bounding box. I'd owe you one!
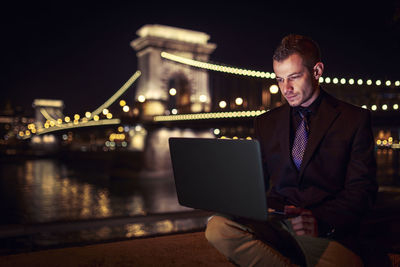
[0,147,399,253]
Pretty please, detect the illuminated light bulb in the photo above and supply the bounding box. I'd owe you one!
[333,78,338,84]
[94,115,99,121]
[73,120,79,125]
[376,140,382,145]
[265,72,271,78]
[382,104,388,110]
[106,113,113,119]
[393,104,399,110]
[340,78,346,84]
[371,105,377,111]
[361,105,367,109]
[169,88,177,96]
[102,109,109,115]
[57,118,63,124]
[325,77,331,83]
[171,109,178,115]
[74,114,80,120]
[319,77,324,83]
[31,129,36,134]
[395,81,400,86]
[213,128,221,135]
[119,100,126,106]
[386,80,391,86]
[219,101,227,109]
[19,131,24,137]
[357,79,363,85]
[270,73,276,79]
[44,123,49,128]
[367,79,372,85]
[389,137,393,142]
[123,105,130,112]
[349,79,354,85]
[199,95,207,102]
[269,84,279,94]
[64,116,71,123]
[25,130,30,136]
[50,121,55,127]
[235,97,243,105]
[138,95,146,103]
[246,137,252,140]
[376,80,381,86]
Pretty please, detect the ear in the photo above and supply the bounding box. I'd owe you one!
[313,62,324,80]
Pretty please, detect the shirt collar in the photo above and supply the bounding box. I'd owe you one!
[292,88,324,116]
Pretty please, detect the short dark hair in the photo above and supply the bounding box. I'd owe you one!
[272,34,321,70]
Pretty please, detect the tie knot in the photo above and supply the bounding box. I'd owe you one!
[296,107,310,119]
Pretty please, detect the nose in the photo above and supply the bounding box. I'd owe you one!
[281,80,293,95]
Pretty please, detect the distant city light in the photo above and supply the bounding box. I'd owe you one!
[235,97,243,105]
[123,105,130,112]
[269,85,279,94]
[169,88,177,96]
[199,95,207,103]
[138,95,146,103]
[119,100,126,106]
[219,101,227,109]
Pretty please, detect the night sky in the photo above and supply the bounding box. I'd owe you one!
[2,1,400,115]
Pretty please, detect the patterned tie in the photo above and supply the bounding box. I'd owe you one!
[292,109,309,170]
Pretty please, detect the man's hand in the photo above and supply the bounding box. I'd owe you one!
[284,205,318,237]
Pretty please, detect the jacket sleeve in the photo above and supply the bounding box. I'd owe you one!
[310,111,378,232]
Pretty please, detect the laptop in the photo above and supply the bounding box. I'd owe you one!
[169,137,277,221]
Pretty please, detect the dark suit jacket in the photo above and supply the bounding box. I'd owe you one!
[254,90,378,253]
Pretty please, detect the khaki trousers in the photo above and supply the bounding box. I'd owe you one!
[205,215,363,267]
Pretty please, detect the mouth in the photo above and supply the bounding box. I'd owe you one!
[285,95,297,102]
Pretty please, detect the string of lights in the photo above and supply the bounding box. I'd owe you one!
[21,119,121,139]
[154,110,267,122]
[161,52,400,87]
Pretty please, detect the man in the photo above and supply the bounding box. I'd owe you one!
[205,34,377,266]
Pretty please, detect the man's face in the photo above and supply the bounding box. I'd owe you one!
[273,53,320,107]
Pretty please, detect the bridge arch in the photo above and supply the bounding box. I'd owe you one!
[131,24,216,119]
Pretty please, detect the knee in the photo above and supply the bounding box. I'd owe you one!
[205,215,227,245]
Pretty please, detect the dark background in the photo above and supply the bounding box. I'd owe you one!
[2,1,400,115]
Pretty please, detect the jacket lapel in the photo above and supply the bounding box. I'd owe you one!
[298,95,340,178]
[279,104,291,161]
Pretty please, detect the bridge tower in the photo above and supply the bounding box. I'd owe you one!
[131,24,216,119]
